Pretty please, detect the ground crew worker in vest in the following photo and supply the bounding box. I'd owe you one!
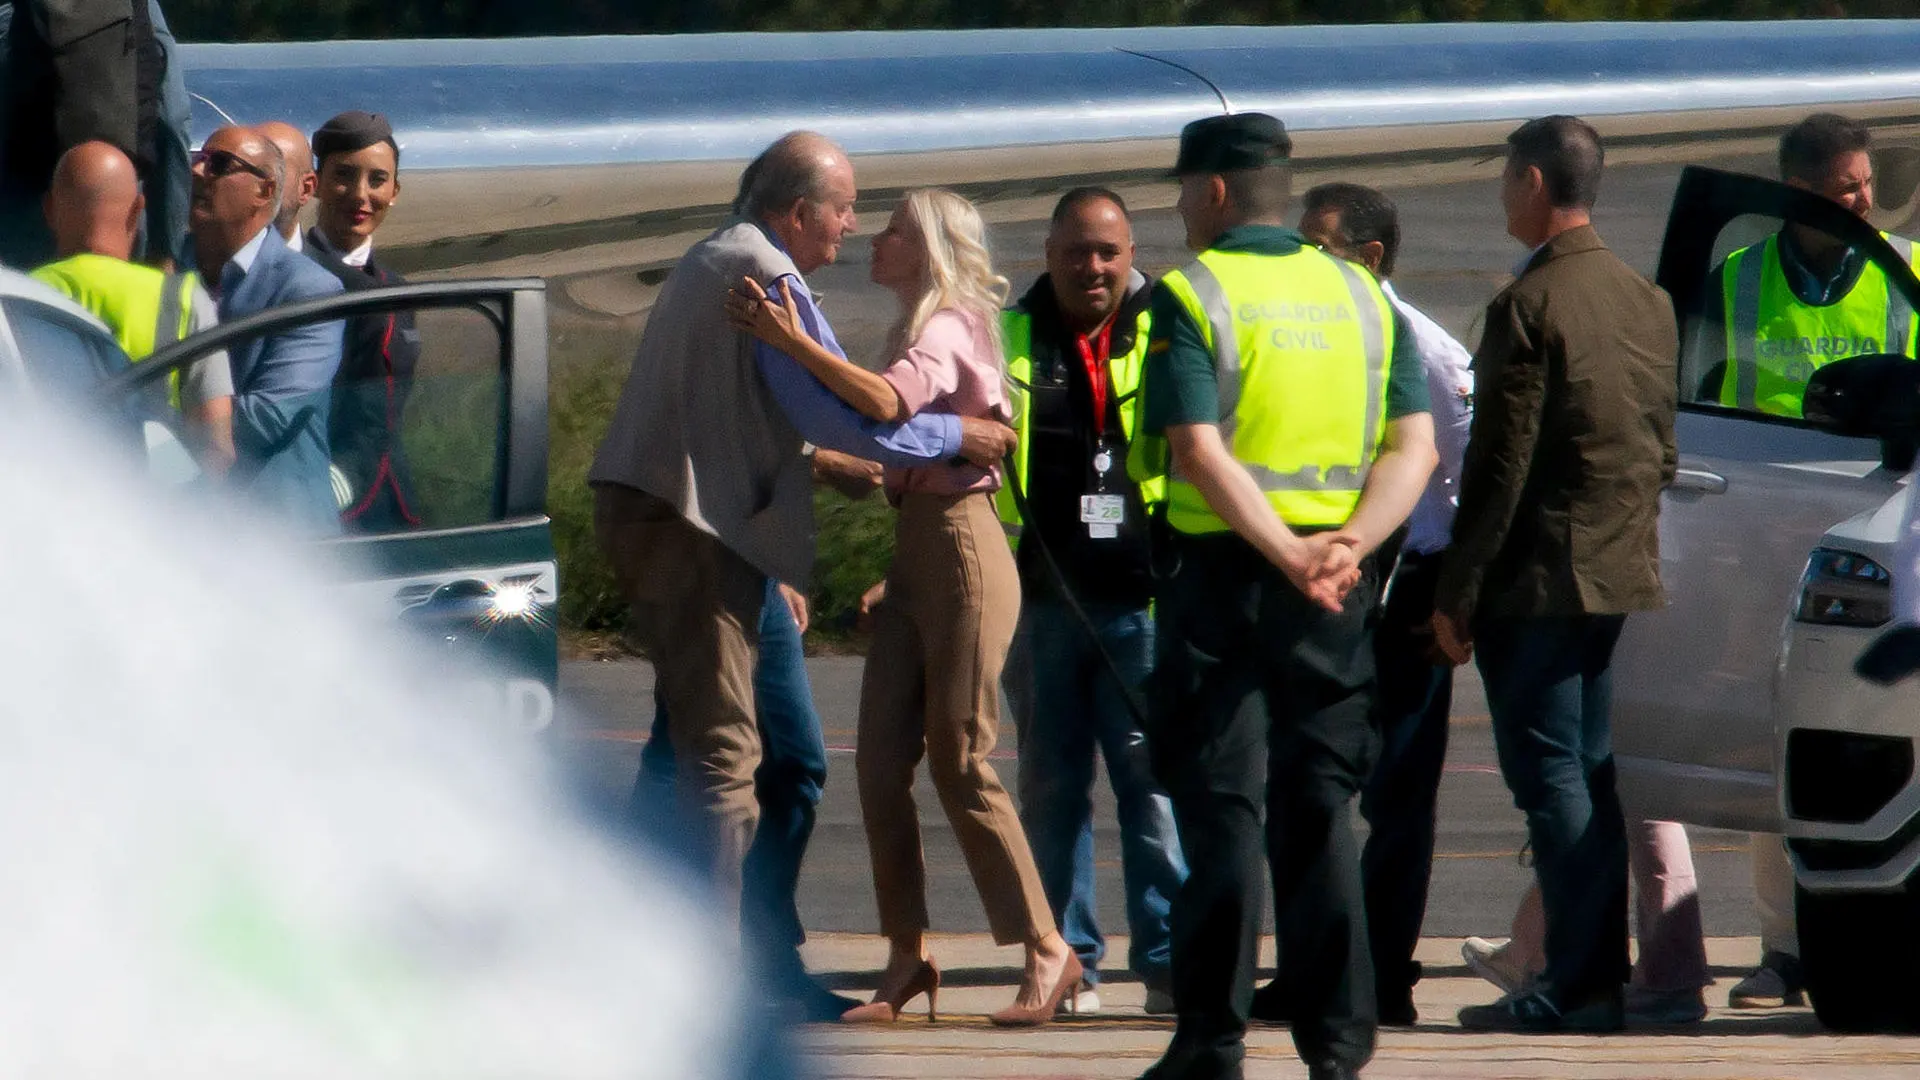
[1132,114,1436,1080]
[1701,113,1917,417]
[31,140,234,475]
[995,186,1187,1017]
[1695,112,1908,1010]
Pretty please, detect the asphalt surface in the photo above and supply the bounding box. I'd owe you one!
[554,655,1759,942]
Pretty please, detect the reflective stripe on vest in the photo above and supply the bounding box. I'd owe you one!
[1153,246,1395,533]
[1723,232,1918,417]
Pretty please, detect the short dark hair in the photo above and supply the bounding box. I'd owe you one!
[1050,186,1130,226]
[1506,115,1604,211]
[1221,164,1292,222]
[1303,182,1401,278]
[1780,113,1872,185]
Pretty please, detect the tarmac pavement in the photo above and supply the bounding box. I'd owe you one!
[793,933,1918,1080]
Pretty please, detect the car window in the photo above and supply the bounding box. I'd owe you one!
[0,297,132,398]
[1678,209,1916,421]
[193,298,513,535]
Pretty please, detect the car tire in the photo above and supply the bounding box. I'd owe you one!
[1796,881,1920,1033]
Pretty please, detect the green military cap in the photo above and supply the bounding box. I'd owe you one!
[1170,113,1292,175]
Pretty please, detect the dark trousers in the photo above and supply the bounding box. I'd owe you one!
[633,577,828,984]
[1147,534,1378,1076]
[1476,614,1632,1008]
[1359,551,1454,1013]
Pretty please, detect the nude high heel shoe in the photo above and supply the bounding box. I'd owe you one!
[840,957,940,1024]
[989,954,1084,1028]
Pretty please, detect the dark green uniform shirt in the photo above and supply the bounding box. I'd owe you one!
[1142,225,1430,433]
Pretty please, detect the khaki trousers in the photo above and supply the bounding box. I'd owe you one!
[858,491,1055,946]
[593,483,764,926]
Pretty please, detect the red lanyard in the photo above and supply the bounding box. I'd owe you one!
[1074,321,1114,436]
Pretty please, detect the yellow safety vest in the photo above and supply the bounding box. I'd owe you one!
[1718,232,1918,418]
[1129,246,1396,535]
[32,253,196,409]
[993,305,1162,538]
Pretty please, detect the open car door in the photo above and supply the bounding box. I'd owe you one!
[110,279,557,732]
[1610,166,1920,830]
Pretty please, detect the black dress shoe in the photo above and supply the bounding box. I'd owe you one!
[1306,1062,1361,1080]
[1248,981,1293,1026]
[1139,1062,1243,1080]
[1378,998,1418,1027]
[779,977,863,1022]
[1457,988,1623,1033]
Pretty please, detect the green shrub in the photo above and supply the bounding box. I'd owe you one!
[808,487,895,638]
[548,352,627,633]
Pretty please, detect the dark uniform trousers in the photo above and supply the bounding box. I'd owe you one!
[1147,530,1379,1076]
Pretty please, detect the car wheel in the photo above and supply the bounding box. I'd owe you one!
[1797,882,1920,1033]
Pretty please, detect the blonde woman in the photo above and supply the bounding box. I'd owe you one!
[727,189,1079,1027]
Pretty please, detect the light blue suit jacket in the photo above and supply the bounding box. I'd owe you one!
[219,228,346,535]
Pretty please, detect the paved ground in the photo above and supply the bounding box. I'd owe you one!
[790,934,1920,1080]
[554,657,1759,942]
[555,658,1920,1076]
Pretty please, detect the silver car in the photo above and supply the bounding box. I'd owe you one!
[1611,165,1920,1032]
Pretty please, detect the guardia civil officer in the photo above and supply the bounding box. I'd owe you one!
[1697,113,1917,418]
[1131,114,1437,1080]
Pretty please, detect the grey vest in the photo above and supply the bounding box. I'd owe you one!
[588,220,816,586]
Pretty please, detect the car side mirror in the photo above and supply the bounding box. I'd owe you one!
[1803,353,1920,439]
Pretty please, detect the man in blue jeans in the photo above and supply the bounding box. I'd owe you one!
[634,574,860,1022]
[1432,116,1678,1033]
[997,188,1186,1015]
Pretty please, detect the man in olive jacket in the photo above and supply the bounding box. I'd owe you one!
[1432,115,1678,1034]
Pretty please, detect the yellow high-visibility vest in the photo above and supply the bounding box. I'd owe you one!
[1129,246,1395,535]
[1718,232,1917,418]
[32,252,195,408]
[993,305,1162,538]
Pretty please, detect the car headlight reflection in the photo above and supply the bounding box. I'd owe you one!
[481,579,546,626]
[1795,548,1893,628]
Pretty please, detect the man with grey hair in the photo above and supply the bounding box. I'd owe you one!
[590,131,1016,1004]
[189,123,344,533]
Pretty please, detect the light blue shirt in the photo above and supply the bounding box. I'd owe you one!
[750,228,960,467]
[217,226,272,296]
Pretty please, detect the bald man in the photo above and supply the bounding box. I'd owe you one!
[255,121,318,252]
[589,131,1016,1015]
[32,141,235,474]
[189,123,345,534]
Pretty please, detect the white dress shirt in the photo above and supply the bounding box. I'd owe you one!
[1383,281,1474,555]
[311,226,372,268]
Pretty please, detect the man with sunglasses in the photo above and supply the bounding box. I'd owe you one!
[189,124,345,535]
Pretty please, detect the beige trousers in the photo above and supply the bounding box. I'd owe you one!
[857,491,1055,946]
[593,483,764,927]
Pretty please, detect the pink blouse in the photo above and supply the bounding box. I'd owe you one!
[880,306,1009,497]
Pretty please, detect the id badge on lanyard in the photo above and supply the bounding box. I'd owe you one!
[1076,322,1124,539]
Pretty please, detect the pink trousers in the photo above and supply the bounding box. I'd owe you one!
[1506,819,1710,992]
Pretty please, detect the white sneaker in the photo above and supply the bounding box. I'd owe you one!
[1067,980,1101,1016]
[1144,986,1176,1015]
[1461,937,1534,996]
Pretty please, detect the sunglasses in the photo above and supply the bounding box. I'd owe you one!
[192,147,271,180]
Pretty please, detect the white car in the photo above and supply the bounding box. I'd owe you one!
[1607,166,1920,1032]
